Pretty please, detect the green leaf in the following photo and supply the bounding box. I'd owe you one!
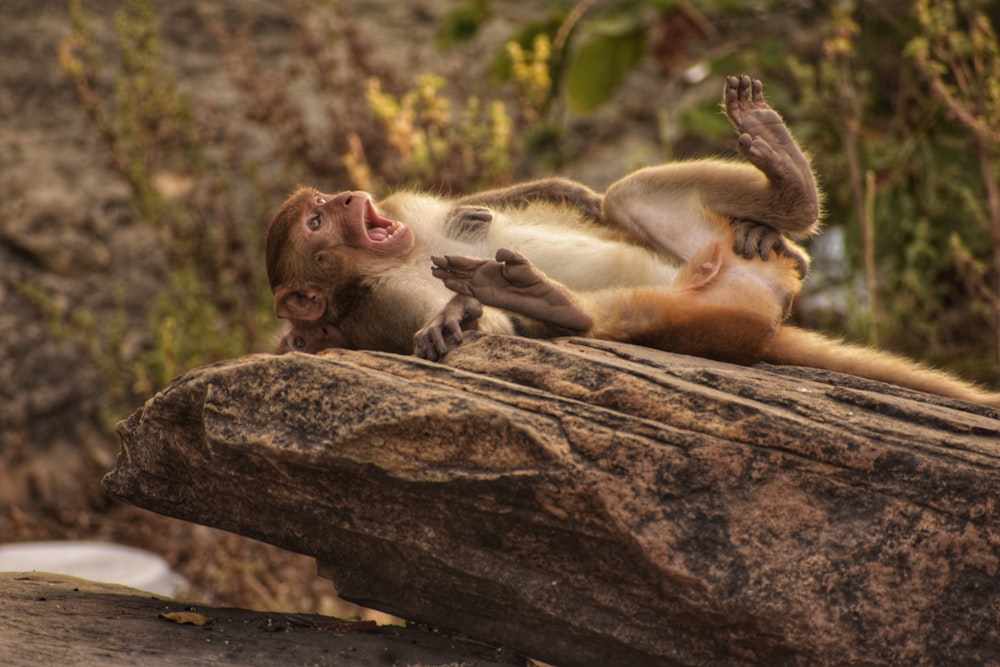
[565,29,647,113]
[435,0,493,48]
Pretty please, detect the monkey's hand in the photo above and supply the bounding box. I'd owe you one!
[414,293,483,361]
[725,75,819,228]
[443,205,494,241]
[731,219,811,278]
[431,249,593,332]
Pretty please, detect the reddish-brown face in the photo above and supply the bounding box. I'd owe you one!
[276,320,351,354]
[267,187,415,322]
[300,189,414,259]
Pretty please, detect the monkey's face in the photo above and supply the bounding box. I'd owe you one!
[268,187,415,323]
[299,189,414,260]
[276,320,351,354]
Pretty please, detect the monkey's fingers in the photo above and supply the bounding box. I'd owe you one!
[414,328,446,360]
[732,220,778,260]
[414,321,460,361]
[494,248,552,289]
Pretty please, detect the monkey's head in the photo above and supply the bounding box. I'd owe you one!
[266,187,415,321]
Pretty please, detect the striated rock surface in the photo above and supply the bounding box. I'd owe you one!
[1,572,521,667]
[106,334,1000,667]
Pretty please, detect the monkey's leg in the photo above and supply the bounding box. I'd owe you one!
[431,249,594,333]
[724,74,820,233]
[589,288,781,364]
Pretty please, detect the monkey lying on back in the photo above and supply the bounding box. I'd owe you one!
[269,76,813,354]
[267,75,1000,408]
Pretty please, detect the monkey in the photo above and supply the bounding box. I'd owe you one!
[266,191,603,357]
[268,76,814,353]
[266,75,1000,409]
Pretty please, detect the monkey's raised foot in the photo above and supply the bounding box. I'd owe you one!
[725,75,796,165]
[724,75,818,222]
[431,249,592,333]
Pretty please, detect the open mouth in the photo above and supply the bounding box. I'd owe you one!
[364,199,402,242]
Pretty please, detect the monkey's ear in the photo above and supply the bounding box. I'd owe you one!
[274,286,326,321]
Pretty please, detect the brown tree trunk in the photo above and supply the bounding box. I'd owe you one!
[105,334,1000,667]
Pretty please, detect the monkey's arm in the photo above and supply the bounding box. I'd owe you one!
[455,177,604,225]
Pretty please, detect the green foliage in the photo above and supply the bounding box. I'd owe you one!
[131,268,254,396]
[781,0,1000,382]
[362,73,518,190]
[62,0,202,221]
[60,0,272,410]
[908,0,1000,143]
[565,15,648,112]
[435,0,493,48]
[439,1,676,116]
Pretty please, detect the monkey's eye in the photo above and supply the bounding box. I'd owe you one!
[292,335,306,349]
[314,196,328,205]
[307,214,322,231]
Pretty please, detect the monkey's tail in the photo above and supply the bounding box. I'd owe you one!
[763,326,1000,409]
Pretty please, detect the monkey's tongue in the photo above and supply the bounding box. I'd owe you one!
[368,226,393,241]
[364,202,400,242]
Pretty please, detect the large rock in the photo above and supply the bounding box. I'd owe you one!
[105,334,1000,667]
[0,572,522,667]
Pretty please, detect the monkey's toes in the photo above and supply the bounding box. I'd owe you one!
[726,75,769,123]
[494,247,528,263]
[737,134,781,173]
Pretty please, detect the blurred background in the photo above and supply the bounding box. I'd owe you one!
[2,0,998,615]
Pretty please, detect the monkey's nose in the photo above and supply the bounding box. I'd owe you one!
[333,191,354,206]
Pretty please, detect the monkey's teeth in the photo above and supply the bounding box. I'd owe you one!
[368,222,401,242]
[364,201,403,242]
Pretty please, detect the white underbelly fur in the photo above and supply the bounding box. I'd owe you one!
[487,218,680,291]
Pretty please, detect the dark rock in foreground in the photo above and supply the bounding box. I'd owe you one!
[106,334,1000,667]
